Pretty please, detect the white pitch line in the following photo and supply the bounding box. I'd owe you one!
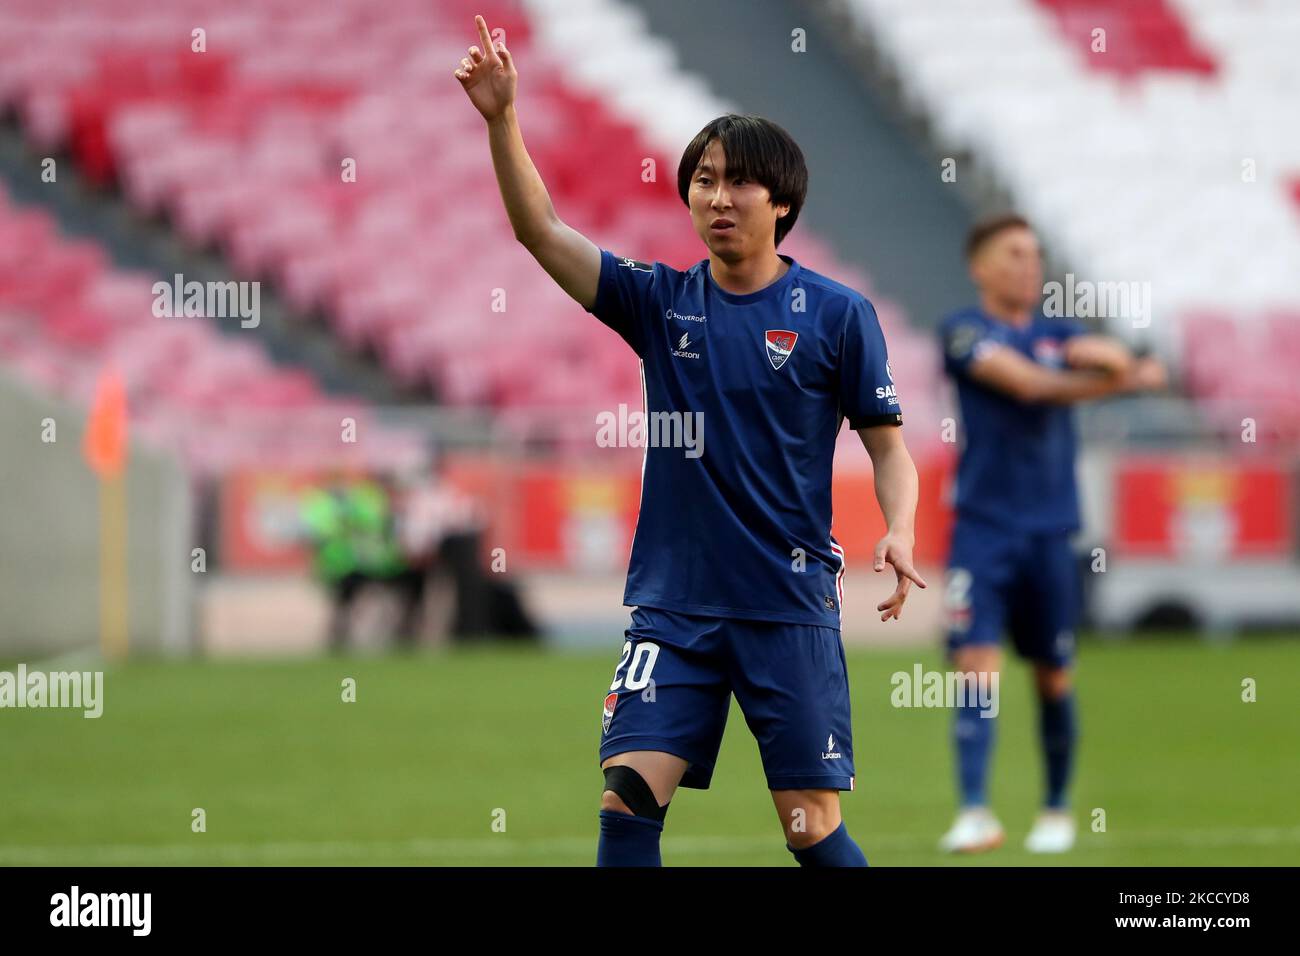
[1,826,1297,865]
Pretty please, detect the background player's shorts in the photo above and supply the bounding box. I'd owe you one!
[597,606,855,791]
[943,514,1079,667]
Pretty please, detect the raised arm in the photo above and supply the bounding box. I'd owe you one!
[454,15,601,308]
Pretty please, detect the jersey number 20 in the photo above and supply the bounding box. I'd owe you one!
[609,641,660,692]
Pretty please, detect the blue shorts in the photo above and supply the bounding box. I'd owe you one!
[943,515,1079,667]
[598,606,855,791]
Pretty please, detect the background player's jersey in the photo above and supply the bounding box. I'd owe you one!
[586,249,901,628]
[940,307,1085,534]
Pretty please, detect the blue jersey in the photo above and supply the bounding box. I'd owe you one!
[939,307,1085,534]
[586,249,902,628]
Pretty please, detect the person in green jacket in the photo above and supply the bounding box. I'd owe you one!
[300,476,408,651]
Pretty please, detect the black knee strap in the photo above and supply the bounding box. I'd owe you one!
[603,765,668,822]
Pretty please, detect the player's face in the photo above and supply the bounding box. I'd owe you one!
[688,140,789,261]
[971,226,1043,310]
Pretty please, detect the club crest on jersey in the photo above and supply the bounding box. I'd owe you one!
[765,329,798,370]
[1033,338,1065,367]
[602,692,618,734]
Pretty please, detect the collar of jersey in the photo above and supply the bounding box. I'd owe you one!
[703,254,802,306]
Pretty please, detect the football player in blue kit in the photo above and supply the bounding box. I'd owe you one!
[457,15,926,867]
[936,215,1167,854]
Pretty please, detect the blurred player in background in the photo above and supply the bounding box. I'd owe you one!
[457,15,926,867]
[937,215,1168,854]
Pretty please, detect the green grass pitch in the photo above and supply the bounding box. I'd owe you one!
[2,636,1297,866]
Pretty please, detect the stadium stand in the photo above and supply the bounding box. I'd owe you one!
[839,0,1300,435]
[0,0,944,454]
[0,184,420,475]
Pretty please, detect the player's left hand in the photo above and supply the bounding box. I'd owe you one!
[873,532,927,622]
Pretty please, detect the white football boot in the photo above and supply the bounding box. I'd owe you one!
[938,807,1005,853]
[1024,810,1076,853]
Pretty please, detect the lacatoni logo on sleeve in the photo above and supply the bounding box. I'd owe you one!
[0,665,103,718]
[50,886,151,936]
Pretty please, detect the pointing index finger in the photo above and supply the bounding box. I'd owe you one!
[475,15,496,59]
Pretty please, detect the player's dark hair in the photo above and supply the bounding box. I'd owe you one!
[677,114,807,248]
[964,213,1032,260]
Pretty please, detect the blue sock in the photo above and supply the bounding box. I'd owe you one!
[787,820,868,867]
[597,809,663,867]
[1039,692,1077,810]
[954,691,996,807]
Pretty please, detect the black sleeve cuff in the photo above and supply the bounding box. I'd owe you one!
[848,413,903,429]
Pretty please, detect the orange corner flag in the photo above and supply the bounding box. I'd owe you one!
[83,368,128,478]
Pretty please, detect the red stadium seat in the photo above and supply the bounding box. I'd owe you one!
[0,0,945,440]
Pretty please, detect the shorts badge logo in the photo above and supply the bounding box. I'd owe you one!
[821,734,842,760]
[602,692,618,734]
[765,329,798,370]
